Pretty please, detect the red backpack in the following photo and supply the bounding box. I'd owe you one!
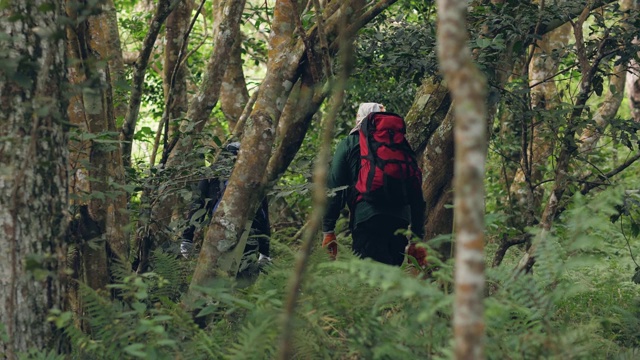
[354,112,421,206]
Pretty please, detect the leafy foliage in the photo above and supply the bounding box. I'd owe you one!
[43,189,640,358]
[20,0,640,358]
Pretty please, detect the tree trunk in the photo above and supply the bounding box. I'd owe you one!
[211,0,250,130]
[626,0,640,122]
[95,0,127,121]
[626,6,640,124]
[437,0,488,357]
[516,11,606,273]
[220,32,250,129]
[133,0,247,274]
[167,0,247,160]
[163,0,192,139]
[626,61,640,122]
[65,0,130,326]
[577,0,633,152]
[509,21,572,228]
[0,0,68,356]
[421,111,455,256]
[404,78,454,256]
[189,0,300,287]
[266,66,327,183]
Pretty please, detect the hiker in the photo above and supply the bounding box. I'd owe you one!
[180,142,271,273]
[321,102,427,266]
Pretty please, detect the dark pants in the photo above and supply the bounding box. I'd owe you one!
[352,215,409,266]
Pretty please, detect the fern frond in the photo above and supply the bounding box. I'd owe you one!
[224,313,278,360]
[149,248,186,301]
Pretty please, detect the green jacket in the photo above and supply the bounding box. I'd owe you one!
[322,133,426,238]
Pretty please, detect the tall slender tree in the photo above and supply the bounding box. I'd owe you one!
[436,0,488,357]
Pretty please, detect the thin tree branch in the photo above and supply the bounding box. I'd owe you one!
[232,88,259,137]
[120,0,182,167]
[492,233,532,268]
[150,0,205,166]
[291,0,321,82]
[579,151,640,195]
[311,0,332,77]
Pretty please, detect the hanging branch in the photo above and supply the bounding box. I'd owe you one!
[120,0,182,168]
[344,0,398,38]
[576,151,640,195]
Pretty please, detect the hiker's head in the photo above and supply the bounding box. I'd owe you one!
[215,142,240,170]
[225,142,240,156]
[351,102,385,134]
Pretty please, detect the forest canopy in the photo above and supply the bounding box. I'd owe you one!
[2,0,640,358]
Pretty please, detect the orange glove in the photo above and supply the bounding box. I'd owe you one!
[406,243,427,267]
[322,233,337,260]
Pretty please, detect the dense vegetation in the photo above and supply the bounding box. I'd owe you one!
[2,0,640,358]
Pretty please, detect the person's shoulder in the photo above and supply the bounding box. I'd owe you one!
[343,133,359,146]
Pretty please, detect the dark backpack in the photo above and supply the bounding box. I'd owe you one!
[354,112,421,206]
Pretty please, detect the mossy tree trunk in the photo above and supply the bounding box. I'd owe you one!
[189,0,300,286]
[65,0,130,327]
[404,78,454,257]
[0,0,68,357]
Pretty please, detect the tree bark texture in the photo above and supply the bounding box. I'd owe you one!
[0,0,68,356]
[66,0,130,262]
[94,0,127,121]
[626,61,640,122]
[266,64,327,183]
[578,63,626,153]
[220,32,249,129]
[211,0,249,130]
[437,0,488,358]
[404,75,454,256]
[421,111,455,255]
[626,0,640,123]
[64,1,130,329]
[163,0,192,139]
[625,0,640,122]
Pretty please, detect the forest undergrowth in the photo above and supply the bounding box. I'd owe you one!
[25,178,640,360]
